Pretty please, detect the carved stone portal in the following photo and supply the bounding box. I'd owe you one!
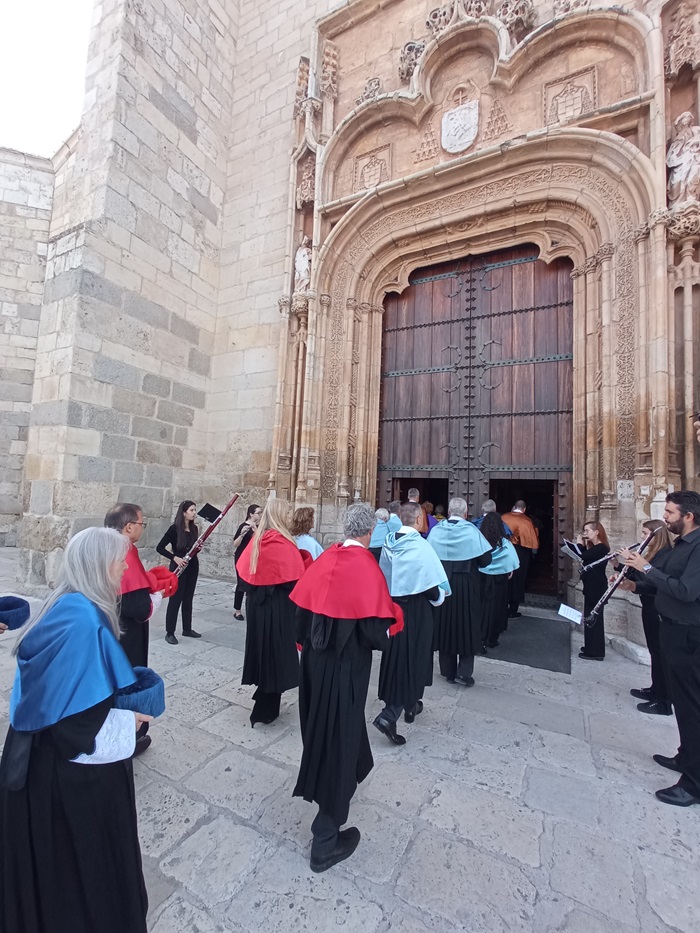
[667,112,700,208]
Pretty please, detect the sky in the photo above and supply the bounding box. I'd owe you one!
[1,0,94,158]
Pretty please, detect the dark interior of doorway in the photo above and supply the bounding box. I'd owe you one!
[390,478,449,512]
[489,479,556,598]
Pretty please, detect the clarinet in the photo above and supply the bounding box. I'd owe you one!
[174,493,240,577]
[582,527,659,626]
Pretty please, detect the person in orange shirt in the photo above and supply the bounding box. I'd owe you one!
[502,500,539,618]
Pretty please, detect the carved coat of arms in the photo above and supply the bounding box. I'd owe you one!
[441,100,479,154]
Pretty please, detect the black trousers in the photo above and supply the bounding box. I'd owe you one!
[165,561,198,635]
[508,547,531,614]
[311,809,341,859]
[438,651,475,682]
[233,583,246,612]
[660,619,700,796]
[641,597,669,702]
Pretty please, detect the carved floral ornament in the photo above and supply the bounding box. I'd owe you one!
[425,0,535,43]
[398,41,426,83]
[664,1,700,79]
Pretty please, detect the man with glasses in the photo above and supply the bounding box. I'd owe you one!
[104,502,159,755]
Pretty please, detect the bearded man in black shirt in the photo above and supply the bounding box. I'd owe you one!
[620,491,700,806]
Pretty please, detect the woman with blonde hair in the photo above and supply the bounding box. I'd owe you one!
[237,499,310,726]
[0,527,149,933]
[291,506,323,560]
[624,518,674,715]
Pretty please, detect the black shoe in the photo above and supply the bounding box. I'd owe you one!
[630,687,653,700]
[165,634,178,645]
[579,651,604,661]
[250,715,277,729]
[182,629,202,638]
[653,754,683,774]
[486,640,500,649]
[372,716,406,745]
[655,783,700,807]
[132,735,152,757]
[404,701,423,724]
[454,675,475,687]
[444,677,456,684]
[509,611,522,618]
[310,827,361,873]
[638,700,673,716]
[233,612,244,621]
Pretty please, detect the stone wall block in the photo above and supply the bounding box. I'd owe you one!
[94,355,142,391]
[117,484,164,517]
[123,291,171,330]
[30,399,84,428]
[103,187,137,233]
[77,456,115,483]
[169,313,199,345]
[173,426,188,446]
[188,347,211,376]
[142,372,172,397]
[149,86,198,143]
[136,439,182,467]
[132,415,175,444]
[145,464,174,488]
[101,433,137,460]
[80,271,124,309]
[188,187,218,224]
[115,460,145,485]
[43,269,81,303]
[157,398,195,426]
[112,386,157,417]
[84,404,131,434]
[172,382,205,409]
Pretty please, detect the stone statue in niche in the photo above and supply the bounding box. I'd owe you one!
[294,236,312,292]
[667,111,700,207]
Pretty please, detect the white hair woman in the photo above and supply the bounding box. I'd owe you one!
[236,499,309,726]
[0,527,150,933]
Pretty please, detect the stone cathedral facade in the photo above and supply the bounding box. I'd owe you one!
[1,0,700,644]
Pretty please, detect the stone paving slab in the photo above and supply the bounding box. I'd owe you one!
[1,548,699,933]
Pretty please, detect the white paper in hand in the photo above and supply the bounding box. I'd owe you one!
[558,603,582,625]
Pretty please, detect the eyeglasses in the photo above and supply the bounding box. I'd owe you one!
[132,521,148,527]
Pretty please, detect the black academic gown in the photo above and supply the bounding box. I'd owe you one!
[378,588,437,711]
[242,582,300,693]
[481,572,511,646]
[119,588,151,668]
[294,610,389,825]
[0,697,147,933]
[433,554,492,657]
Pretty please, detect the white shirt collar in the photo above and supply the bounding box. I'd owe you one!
[342,538,365,548]
[398,525,420,535]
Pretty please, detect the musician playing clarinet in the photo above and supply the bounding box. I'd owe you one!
[619,491,700,807]
[577,521,610,661]
[157,500,202,644]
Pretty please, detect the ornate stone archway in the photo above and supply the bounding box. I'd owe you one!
[273,129,661,547]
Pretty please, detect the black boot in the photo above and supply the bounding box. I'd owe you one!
[310,827,361,872]
[372,715,406,745]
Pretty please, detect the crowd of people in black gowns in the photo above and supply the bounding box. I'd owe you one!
[4,485,700,929]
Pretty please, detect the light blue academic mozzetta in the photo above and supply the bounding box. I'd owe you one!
[380,527,451,598]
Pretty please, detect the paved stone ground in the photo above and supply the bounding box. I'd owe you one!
[1,547,698,933]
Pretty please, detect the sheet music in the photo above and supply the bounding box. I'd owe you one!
[558,603,582,625]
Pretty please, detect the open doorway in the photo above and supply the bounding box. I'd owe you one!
[489,479,557,598]
[389,477,449,514]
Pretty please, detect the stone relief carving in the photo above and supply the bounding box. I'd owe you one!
[354,145,391,191]
[667,112,700,208]
[294,236,312,292]
[553,0,589,14]
[462,0,489,15]
[545,68,596,125]
[356,77,382,106]
[482,99,512,141]
[296,155,315,209]
[442,89,480,154]
[320,41,339,99]
[399,41,426,83]
[664,1,700,79]
[426,2,456,37]
[415,121,440,163]
[666,202,700,241]
[293,57,310,119]
[494,0,536,43]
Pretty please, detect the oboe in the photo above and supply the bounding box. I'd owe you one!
[174,493,240,577]
[582,527,659,626]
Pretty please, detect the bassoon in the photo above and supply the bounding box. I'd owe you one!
[582,526,659,626]
[174,493,240,577]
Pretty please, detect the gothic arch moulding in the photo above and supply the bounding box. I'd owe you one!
[289,130,657,523]
[319,9,655,207]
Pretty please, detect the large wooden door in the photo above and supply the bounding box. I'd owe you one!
[378,245,574,596]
